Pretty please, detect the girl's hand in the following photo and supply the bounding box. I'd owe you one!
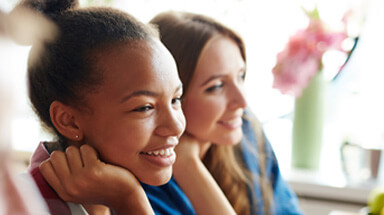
[40,144,154,215]
[174,133,211,163]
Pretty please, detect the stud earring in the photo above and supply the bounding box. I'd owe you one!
[75,135,79,139]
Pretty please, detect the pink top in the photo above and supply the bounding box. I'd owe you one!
[28,142,82,215]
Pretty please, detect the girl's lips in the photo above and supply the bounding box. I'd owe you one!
[218,117,242,129]
[142,147,174,157]
[140,146,176,167]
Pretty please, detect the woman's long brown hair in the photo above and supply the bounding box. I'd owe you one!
[150,11,273,215]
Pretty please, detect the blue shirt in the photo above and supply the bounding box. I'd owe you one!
[142,114,303,215]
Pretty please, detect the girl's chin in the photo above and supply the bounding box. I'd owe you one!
[138,170,173,186]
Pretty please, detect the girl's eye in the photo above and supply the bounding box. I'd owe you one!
[133,105,153,112]
[205,83,223,93]
[172,97,182,106]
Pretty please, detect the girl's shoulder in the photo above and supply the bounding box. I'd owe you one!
[16,172,51,214]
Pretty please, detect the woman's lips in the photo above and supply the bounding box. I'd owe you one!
[218,117,242,129]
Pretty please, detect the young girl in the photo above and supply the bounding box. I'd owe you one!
[142,11,303,215]
[8,1,185,214]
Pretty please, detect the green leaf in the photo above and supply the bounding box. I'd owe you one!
[301,5,320,20]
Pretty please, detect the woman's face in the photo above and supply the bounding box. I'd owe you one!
[74,39,185,186]
[182,36,247,145]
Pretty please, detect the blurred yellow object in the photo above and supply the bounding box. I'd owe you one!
[368,187,384,214]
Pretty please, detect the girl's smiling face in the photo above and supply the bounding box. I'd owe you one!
[73,39,186,186]
[182,36,247,145]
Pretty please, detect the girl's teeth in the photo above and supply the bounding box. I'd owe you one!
[145,148,174,157]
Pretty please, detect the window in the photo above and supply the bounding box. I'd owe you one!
[1,0,374,176]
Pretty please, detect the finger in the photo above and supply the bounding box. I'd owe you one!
[65,146,84,173]
[80,144,99,167]
[40,160,66,195]
[49,150,71,178]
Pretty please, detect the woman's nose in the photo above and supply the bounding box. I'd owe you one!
[155,107,186,137]
[228,84,247,110]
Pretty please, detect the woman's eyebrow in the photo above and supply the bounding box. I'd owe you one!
[200,75,225,87]
[175,84,183,93]
[120,90,158,104]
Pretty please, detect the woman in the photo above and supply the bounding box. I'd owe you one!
[141,11,303,215]
[7,1,185,214]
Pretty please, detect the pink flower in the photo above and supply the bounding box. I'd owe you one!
[272,17,347,97]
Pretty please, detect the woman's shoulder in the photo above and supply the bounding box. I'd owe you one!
[240,109,276,163]
[241,109,263,144]
[242,109,263,132]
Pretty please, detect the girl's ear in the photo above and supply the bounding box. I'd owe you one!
[50,101,83,141]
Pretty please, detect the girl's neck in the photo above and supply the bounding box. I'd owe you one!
[83,204,111,215]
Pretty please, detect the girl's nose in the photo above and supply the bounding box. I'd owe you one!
[155,107,186,137]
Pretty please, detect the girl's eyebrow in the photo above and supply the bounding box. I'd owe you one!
[120,83,183,104]
[120,90,159,104]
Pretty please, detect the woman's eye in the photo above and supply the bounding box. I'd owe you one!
[172,97,182,106]
[240,72,246,81]
[237,71,246,83]
[133,105,153,112]
[205,83,223,93]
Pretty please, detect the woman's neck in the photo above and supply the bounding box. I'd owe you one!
[199,141,212,160]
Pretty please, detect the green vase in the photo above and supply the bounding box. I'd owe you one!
[291,71,325,170]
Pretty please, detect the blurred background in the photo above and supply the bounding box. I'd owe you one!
[1,0,383,214]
